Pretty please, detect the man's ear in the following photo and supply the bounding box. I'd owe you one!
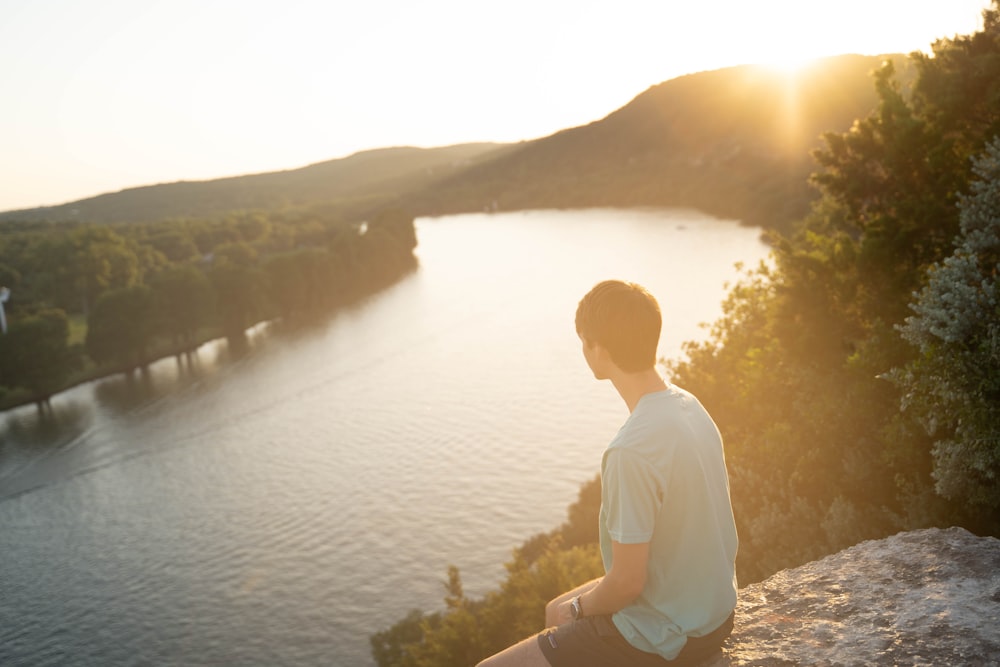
[596,344,618,368]
[582,336,605,357]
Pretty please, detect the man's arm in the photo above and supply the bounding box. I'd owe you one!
[545,577,602,627]
[552,541,649,623]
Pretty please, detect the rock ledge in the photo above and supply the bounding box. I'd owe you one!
[708,527,1000,666]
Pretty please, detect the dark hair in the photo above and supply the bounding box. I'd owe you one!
[575,280,661,373]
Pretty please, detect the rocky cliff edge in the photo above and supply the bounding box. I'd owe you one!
[708,527,1000,666]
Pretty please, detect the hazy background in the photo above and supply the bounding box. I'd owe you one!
[0,0,990,212]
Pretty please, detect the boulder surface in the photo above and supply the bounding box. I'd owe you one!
[707,527,1000,666]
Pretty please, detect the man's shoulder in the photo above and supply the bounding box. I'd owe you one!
[605,403,676,460]
[607,386,721,459]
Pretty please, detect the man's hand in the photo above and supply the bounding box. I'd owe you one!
[564,542,649,619]
[551,598,575,626]
[545,578,602,627]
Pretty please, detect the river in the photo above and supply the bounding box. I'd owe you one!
[0,208,770,666]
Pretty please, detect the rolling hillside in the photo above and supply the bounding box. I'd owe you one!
[0,143,507,224]
[404,54,912,231]
[1,54,910,232]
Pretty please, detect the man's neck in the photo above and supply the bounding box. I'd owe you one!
[611,368,668,413]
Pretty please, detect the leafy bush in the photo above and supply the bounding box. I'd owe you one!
[892,139,1000,512]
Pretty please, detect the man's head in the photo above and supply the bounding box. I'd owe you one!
[575,280,661,374]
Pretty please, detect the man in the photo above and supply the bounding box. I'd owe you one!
[478,280,738,667]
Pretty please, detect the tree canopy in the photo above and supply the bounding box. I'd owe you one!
[0,206,419,409]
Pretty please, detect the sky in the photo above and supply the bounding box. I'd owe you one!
[0,0,992,213]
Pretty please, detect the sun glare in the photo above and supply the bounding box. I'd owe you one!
[764,55,820,75]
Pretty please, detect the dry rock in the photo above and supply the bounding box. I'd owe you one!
[705,527,1000,666]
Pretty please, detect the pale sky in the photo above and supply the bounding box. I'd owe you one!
[0,0,991,212]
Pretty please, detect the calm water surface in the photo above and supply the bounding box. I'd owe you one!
[0,209,770,666]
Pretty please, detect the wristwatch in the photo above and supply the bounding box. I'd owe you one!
[570,595,584,620]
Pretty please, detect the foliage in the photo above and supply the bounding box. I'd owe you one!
[371,479,603,667]
[85,285,155,370]
[29,225,149,316]
[0,309,80,404]
[666,1,1000,582]
[262,249,334,321]
[891,139,1000,515]
[148,265,215,348]
[0,203,420,407]
[811,60,964,323]
[209,259,266,339]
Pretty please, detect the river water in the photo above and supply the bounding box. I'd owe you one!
[0,208,770,666]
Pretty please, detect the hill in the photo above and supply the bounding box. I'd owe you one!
[404,54,913,231]
[0,143,507,224]
[1,54,911,232]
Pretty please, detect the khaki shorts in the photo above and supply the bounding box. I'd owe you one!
[537,612,733,667]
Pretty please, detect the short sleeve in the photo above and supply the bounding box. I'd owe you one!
[603,448,663,544]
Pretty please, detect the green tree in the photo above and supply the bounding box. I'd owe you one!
[148,265,214,350]
[811,60,962,324]
[209,264,265,339]
[666,2,1000,581]
[146,228,200,263]
[85,285,155,371]
[232,212,272,244]
[191,218,241,254]
[0,309,80,405]
[261,248,339,320]
[32,225,141,315]
[911,6,1000,164]
[211,241,258,267]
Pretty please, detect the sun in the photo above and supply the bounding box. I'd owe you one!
[742,24,839,76]
[763,54,821,75]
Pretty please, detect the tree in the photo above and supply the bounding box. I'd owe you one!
[262,248,338,321]
[232,212,272,244]
[85,285,155,371]
[891,138,1000,518]
[665,3,1000,581]
[811,60,962,324]
[191,218,241,254]
[0,309,80,405]
[146,228,200,263]
[148,265,214,350]
[911,4,1000,165]
[209,263,265,339]
[31,225,142,316]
